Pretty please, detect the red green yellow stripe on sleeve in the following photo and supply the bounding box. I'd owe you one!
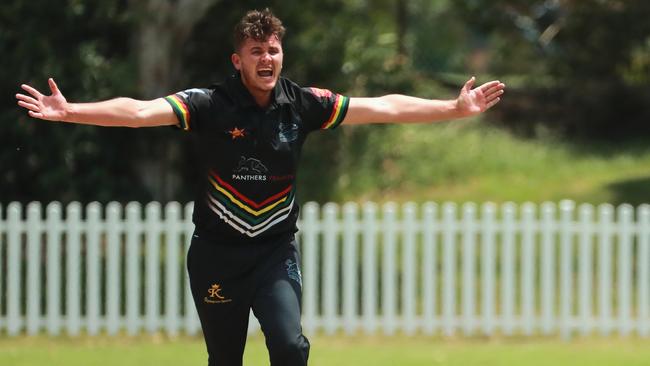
[320,94,350,130]
[164,95,191,131]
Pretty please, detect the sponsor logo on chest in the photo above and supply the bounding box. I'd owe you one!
[231,156,294,182]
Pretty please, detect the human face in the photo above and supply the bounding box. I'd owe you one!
[231,35,284,107]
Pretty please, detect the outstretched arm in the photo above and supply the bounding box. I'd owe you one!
[15,78,178,128]
[342,77,505,125]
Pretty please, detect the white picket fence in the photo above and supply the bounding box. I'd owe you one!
[0,200,649,338]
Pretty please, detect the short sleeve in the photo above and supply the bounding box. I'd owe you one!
[298,87,350,132]
[163,88,212,132]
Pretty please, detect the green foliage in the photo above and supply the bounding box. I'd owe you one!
[451,0,650,138]
[0,1,146,204]
[3,1,650,204]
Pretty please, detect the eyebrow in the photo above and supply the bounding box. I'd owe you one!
[249,45,280,52]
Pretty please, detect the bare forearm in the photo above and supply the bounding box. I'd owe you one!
[343,95,462,125]
[65,98,150,127]
[343,77,505,126]
[378,94,462,123]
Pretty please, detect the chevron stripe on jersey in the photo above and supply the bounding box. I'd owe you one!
[205,172,295,237]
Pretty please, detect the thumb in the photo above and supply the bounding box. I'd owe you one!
[48,78,60,95]
[463,76,476,92]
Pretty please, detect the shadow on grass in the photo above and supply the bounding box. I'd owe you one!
[607,176,650,206]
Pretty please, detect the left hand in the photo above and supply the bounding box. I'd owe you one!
[456,77,506,117]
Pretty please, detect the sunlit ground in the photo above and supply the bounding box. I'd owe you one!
[2,333,650,366]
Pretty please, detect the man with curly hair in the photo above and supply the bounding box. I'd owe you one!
[16,8,505,366]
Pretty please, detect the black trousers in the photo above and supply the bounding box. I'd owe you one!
[187,232,309,366]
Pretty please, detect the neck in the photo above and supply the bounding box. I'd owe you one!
[251,91,272,108]
[239,74,273,108]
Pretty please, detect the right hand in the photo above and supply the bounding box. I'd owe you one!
[16,78,68,121]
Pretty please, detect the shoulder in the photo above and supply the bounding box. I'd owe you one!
[278,77,303,99]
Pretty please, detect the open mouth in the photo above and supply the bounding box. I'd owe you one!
[257,69,273,78]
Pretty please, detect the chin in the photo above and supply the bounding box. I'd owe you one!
[257,79,278,90]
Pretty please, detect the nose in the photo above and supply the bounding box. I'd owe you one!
[261,52,272,63]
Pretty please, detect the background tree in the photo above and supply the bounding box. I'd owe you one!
[3,0,649,205]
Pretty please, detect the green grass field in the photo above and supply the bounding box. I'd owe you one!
[325,121,650,205]
[2,334,650,366]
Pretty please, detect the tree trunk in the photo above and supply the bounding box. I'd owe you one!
[128,0,219,201]
[396,0,408,57]
[130,0,220,98]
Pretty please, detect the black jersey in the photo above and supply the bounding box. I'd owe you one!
[164,73,349,244]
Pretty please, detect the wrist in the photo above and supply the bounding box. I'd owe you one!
[451,98,466,118]
[62,102,75,122]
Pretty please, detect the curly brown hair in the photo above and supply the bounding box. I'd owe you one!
[233,8,286,51]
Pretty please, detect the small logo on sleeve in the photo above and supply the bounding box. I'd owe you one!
[309,87,333,99]
[204,284,232,304]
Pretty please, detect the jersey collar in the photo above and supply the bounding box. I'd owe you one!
[228,73,290,109]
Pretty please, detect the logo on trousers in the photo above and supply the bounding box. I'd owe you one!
[204,284,232,304]
[285,259,302,287]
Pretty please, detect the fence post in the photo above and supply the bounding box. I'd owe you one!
[638,205,650,337]
[165,202,182,337]
[442,202,457,336]
[402,202,418,336]
[461,202,477,336]
[106,202,122,335]
[66,202,82,336]
[322,203,339,334]
[26,202,42,335]
[597,204,614,336]
[7,202,22,335]
[145,202,162,334]
[422,202,438,335]
[184,202,200,335]
[46,202,63,336]
[617,204,633,336]
[501,202,516,335]
[540,202,556,335]
[382,202,398,336]
[302,202,319,334]
[342,202,359,335]
[86,202,102,336]
[578,203,594,336]
[559,200,575,339]
[126,202,142,335]
[481,202,497,336]
[521,202,536,335]
[362,202,378,335]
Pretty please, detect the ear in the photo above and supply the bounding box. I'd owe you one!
[231,53,241,70]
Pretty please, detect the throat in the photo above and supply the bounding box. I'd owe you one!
[252,92,272,109]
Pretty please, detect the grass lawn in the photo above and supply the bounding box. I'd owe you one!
[320,121,650,206]
[2,334,650,366]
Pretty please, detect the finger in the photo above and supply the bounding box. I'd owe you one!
[17,100,41,112]
[463,76,476,92]
[484,88,505,101]
[16,93,39,105]
[483,83,505,96]
[21,84,44,98]
[479,80,501,92]
[28,111,44,119]
[486,97,501,110]
[48,78,60,95]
